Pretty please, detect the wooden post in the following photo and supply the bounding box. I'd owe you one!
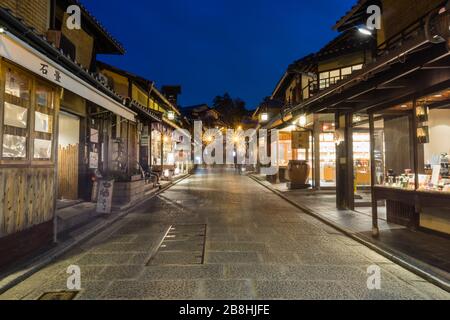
[336,112,354,210]
[335,112,345,209]
[369,113,379,237]
[52,89,61,244]
[313,115,321,189]
[411,99,420,229]
[346,113,355,210]
[160,126,164,170]
[276,133,280,184]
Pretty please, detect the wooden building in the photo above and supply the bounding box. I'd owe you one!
[260,28,374,186]
[0,1,137,270]
[97,62,189,180]
[262,0,450,236]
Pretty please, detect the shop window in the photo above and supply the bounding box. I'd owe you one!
[319,64,364,90]
[33,83,55,161]
[320,132,336,186]
[1,65,56,162]
[416,90,450,193]
[151,128,162,166]
[353,115,371,188]
[2,67,30,159]
[373,104,415,190]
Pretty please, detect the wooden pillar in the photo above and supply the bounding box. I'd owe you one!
[369,113,379,237]
[346,113,355,210]
[161,126,164,169]
[411,99,420,229]
[313,115,321,189]
[336,113,345,209]
[148,122,153,168]
[335,113,354,210]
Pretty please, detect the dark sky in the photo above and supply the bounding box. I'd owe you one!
[84,0,356,109]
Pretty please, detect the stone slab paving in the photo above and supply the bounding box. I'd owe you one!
[1,168,449,300]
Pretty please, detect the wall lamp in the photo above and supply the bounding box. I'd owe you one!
[357,26,373,36]
[298,114,307,127]
[260,113,269,122]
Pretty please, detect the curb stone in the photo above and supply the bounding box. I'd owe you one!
[248,174,450,293]
[0,174,191,296]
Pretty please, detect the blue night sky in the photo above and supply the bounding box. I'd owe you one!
[84,0,356,109]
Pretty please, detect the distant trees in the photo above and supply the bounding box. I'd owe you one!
[212,93,248,128]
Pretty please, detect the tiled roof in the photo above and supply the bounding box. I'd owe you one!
[333,0,368,30]
[71,0,125,54]
[0,7,128,108]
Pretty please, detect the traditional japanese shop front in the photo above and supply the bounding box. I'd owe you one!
[0,31,135,269]
[371,90,450,235]
[284,3,450,236]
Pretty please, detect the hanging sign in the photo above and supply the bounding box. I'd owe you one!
[89,152,99,169]
[292,131,310,149]
[0,32,135,121]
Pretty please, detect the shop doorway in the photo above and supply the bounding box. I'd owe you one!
[57,112,80,200]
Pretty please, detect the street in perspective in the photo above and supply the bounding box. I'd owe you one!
[0,0,450,307]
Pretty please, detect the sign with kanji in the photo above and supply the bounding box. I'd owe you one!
[96,179,115,214]
[292,131,310,150]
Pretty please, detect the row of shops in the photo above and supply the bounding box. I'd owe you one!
[256,0,450,237]
[0,3,190,270]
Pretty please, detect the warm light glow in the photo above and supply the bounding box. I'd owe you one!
[163,136,169,142]
[401,104,408,108]
[261,113,269,122]
[167,111,175,120]
[0,27,6,34]
[164,169,170,177]
[299,115,307,127]
[204,134,213,143]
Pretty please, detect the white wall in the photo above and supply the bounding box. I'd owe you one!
[424,109,450,163]
[58,112,80,147]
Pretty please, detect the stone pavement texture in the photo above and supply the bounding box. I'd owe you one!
[1,168,449,300]
[252,175,450,280]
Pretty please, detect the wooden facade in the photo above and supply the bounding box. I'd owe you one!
[0,1,134,270]
[262,0,450,237]
[0,59,59,269]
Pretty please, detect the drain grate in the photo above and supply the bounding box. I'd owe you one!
[147,224,207,266]
[38,291,79,300]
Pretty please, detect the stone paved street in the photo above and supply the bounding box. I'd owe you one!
[1,168,449,300]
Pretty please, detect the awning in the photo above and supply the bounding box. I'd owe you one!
[0,32,136,122]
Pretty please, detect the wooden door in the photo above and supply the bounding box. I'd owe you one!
[57,112,80,200]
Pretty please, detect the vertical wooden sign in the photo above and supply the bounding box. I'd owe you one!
[96,179,114,214]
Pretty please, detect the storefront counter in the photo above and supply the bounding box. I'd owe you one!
[374,186,450,233]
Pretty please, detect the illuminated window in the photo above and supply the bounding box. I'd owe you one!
[319,64,364,90]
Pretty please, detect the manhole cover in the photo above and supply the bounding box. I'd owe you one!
[147,224,207,266]
[38,291,79,300]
